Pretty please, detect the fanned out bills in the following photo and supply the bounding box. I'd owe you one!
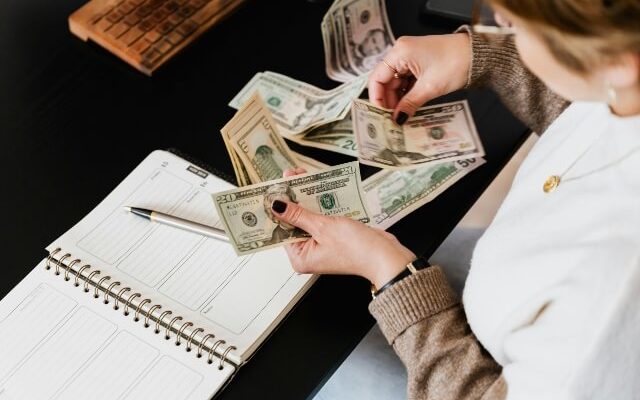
[322,0,395,82]
[221,93,299,186]
[286,113,357,157]
[229,71,367,136]
[213,162,370,255]
[352,99,485,169]
[363,158,486,230]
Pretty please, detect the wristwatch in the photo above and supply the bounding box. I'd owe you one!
[371,257,431,299]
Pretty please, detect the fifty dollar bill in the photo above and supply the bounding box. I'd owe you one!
[363,158,486,230]
[213,162,370,255]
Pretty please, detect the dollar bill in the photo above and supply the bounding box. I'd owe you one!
[221,117,252,187]
[291,151,329,172]
[321,18,342,82]
[228,71,367,135]
[322,0,395,82]
[287,113,357,157]
[323,12,353,82]
[352,99,485,169]
[342,0,395,74]
[364,158,486,230]
[213,162,370,255]
[221,93,299,185]
[331,6,359,79]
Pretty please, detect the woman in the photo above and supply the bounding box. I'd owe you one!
[272,1,640,398]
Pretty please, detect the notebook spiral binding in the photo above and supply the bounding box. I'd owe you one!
[45,247,237,369]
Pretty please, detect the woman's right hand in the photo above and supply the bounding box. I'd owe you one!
[368,33,472,124]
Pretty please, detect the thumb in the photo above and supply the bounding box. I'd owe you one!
[393,79,441,125]
[270,200,324,237]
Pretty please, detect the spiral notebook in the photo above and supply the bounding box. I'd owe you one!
[0,150,316,399]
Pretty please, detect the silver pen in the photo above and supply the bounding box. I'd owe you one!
[124,206,228,242]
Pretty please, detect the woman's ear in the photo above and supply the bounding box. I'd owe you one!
[603,52,640,90]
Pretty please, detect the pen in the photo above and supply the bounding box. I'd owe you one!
[124,206,228,242]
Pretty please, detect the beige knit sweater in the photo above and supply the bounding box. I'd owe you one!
[368,29,569,400]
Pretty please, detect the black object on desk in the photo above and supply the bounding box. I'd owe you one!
[423,0,474,22]
[0,0,528,399]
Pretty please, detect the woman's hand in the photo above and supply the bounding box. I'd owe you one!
[369,33,472,124]
[272,168,416,289]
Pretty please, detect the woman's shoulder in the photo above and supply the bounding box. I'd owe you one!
[531,102,640,182]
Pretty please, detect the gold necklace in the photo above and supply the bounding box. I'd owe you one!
[543,174,562,193]
[542,129,604,194]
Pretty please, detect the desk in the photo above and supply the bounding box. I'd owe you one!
[0,0,527,398]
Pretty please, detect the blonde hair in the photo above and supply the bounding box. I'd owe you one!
[484,0,640,72]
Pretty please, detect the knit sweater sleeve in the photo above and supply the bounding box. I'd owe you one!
[369,266,507,400]
[457,26,569,135]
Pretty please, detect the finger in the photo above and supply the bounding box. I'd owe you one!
[404,77,416,93]
[284,239,319,274]
[369,74,387,108]
[283,167,307,178]
[386,77,411,109]
[394,79,442,124]
[385,87,400,110]
[368,52,408,108]
[270,201,326,238]
[284,242,304,271]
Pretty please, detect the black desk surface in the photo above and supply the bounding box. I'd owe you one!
[0,0,527,398]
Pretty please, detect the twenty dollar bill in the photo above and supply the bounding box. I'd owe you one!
[286,113,358,157]
[352,99,485,169]
[229,71,366,135]
[213,162,370,255]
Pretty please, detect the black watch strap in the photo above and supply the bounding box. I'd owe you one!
[372,257,431,298]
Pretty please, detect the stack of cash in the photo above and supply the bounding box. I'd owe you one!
[213,162,370,255]
[352,99,486,169]
[322,0,395,82]
[221,93,300,186]
[229,71,367,136]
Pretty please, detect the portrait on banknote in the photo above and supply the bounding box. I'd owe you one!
[262,183,307,245]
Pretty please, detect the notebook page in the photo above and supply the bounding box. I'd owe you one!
[0,261,233,400]
[47,150,314,363]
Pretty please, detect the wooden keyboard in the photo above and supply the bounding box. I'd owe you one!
[69,0,244,75]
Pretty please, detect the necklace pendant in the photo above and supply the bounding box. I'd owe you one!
[543,175,561,193]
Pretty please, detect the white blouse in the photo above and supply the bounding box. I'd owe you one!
[463,102,640,400]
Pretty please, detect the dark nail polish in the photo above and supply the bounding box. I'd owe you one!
[396,112,408,125]
[272,200,287,214]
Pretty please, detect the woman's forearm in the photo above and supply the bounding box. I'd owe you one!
[369,267,507,400]
[458,26,569,134]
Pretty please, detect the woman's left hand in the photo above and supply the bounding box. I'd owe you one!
[270,176,415,288]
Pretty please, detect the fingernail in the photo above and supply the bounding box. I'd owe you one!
[396,112,408,125]
[272,200,287,214]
